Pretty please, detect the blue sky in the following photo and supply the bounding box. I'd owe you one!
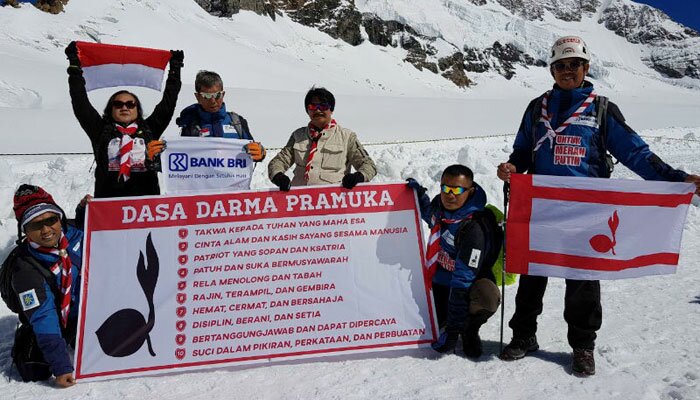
[632,0,700,32]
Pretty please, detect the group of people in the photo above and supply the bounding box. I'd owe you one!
[4,35,700,387]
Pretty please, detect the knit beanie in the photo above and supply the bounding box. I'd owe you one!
[13,184,64,231]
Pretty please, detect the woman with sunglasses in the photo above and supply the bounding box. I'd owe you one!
[65,42,183,198]
[268,87,376,190]
[406,165,501,359]
[496,36,700,376]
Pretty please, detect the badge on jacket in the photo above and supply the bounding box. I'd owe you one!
[19,289,40,311]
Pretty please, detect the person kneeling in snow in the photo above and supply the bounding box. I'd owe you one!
[407,165,502,358]
[3,185,83,387]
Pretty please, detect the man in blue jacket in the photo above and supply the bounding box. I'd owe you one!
[408,164,501,358]
[9,185,83,388]
[496,35,700,376]
[176,70,266,163]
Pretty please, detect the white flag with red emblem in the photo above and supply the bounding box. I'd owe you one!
[76,41,171,91]
[506,173,695,280]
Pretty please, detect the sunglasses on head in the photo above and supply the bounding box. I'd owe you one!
[441,184,471,195]
[552,59,586,72]
[307,103,331,112]
[197,91,224,100]
[112,100,137,109]
[24,215,60,232]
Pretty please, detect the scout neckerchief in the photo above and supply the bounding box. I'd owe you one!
[533,90,597,152]
[426,213,471,280]
[116,123,138,182]
[28,233,72,328]
[304,119,337,182]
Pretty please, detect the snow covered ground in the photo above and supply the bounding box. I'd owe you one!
[1,0,700,398]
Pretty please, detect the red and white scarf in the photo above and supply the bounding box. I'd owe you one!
[425,215,469,280]
[304,119,337,182]
[116,123,138,182]
[28,234,73,328]
[533,91,597,152]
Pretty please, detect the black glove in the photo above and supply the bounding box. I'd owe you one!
[342,172,364,189]
[406,178,427,197]
[169,50,184,69]
[272,173,291,191]
[65,41,80,67]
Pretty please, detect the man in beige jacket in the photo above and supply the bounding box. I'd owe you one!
[268,87,377,190]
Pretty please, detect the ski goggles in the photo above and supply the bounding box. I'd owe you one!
[307,103,332,112]
[24,215,60,232]
[552,59,586,72]
[197,91,225,100]
[112,100,137,109]
[440,184,471,195]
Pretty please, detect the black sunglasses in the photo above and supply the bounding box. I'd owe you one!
[112,100,137,109]
[24,215,60,232]
[552,60,586,72]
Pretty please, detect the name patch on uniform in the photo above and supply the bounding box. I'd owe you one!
[468,249,481,268]
[572,115,598,128]
[19,289,40,311]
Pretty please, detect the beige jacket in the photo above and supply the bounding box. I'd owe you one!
[268,124,377,186]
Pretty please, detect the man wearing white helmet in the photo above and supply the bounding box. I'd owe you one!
[496,36,700,376]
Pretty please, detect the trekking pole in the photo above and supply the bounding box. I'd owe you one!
[500,182,510,354]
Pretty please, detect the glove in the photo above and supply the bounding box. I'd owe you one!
[406,178,427,197]
[169,50,184,69]
[147,140,166,161]
[65,41,80,67]
[342,172,364,189]
[272,173,291,191]
[245,142,266,162]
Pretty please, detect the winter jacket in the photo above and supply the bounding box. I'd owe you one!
[508,81,688,181]
[176,103,254,140]
[67,65,182,198]
[416,183,488,288]
[10,225,83,377]
[268,123,377,186]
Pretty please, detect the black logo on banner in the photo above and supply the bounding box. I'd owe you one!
[96,233,159,357]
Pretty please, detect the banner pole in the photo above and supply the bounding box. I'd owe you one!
[500,182,510,354]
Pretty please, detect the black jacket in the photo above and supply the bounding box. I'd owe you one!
[68,67,181,198]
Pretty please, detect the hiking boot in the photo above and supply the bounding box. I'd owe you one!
[431,331,459,354]
[572,348,595,376]
[499,336,539,360]
[462,329,482,359]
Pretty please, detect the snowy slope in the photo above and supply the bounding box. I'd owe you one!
[0,0,700,398]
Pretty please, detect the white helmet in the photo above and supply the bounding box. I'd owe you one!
[549,36,590,65]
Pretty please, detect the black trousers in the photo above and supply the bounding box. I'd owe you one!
[433,283,450,329]
[508,275,602,350]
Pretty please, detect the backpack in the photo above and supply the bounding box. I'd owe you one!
[0,246,55,316]
[484,204,518,286]
[528,94,616,178]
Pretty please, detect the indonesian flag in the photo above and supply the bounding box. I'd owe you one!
[506,174,695,280]
[76,41,171,91]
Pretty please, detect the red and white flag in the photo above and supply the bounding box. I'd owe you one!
[506,173,695,280]
[76,41,171,91]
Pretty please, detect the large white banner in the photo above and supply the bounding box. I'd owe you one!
[161,137,254,194]
[76,183,437,381]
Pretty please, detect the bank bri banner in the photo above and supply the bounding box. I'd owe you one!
[161,137,254,194]
[75,183,437,381]
[506,173,695,280]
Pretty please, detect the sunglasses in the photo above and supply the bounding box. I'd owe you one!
[307,103,331,112]
[112,100,137,109]
[197,91,224,100]
[441,184,471,195]
[24,215,60,232]
[552,60,586,72]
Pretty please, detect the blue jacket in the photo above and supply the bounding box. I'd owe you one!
[11,225,83,376]
[416,183,487,288]
[177,103,253,140]
[509,82,688,181]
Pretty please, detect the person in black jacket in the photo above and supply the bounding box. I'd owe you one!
[64,41,183,198]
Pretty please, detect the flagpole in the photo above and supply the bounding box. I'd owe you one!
[500,182,510,354]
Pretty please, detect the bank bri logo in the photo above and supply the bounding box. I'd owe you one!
[169,153,188,171]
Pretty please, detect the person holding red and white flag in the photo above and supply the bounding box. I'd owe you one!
[65,41,183,199]
[496,35,700,376]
